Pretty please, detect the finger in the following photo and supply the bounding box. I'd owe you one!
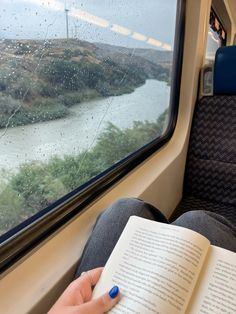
[76,285,121,314]
[54,267,104,306]
[80,267,103,287]
[69,267,103,294]
[67,267,103,304]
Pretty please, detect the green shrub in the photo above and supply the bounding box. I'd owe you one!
[41,59,85,91]
[0,93,21,115]
[41,59,107,91]
[37,81,59,97]
[0,184,24,234]
[72,49,84,56]
[9,77,35,101]
[58,92,82,107]
[58,90,100,107]
[0,67,19,92]
[10,162,68,212]
[0,73,7,91]
[0,110,168,234]
[0,97,69,128]
[63,49,74,60]
[30,98,69,120]
[14,43,32,55]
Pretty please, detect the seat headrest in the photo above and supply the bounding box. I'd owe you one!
[214,46,236,95]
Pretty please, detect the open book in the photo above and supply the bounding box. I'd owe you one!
[92,216,236,313]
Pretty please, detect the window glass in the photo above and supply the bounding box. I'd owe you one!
[0,0,177,236]
[205,9,226,62]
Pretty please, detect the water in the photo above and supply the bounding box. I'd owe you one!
[0,80,170,171]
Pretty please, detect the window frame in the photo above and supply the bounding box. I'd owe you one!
[0,0,186,274]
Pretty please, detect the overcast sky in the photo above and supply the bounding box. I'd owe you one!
[0,0,177,50]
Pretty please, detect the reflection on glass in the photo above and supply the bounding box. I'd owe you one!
[0,0,177,235]
[205,27,222,61]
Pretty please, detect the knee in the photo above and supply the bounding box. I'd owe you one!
[111,197,144,210]
[179,210,208,221]
[173,210,208,227]
[100,197,155,223]
[106,197,146,218]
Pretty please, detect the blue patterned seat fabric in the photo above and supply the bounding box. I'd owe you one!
[171,47,236,225]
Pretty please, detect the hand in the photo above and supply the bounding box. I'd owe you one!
[48,267,121,314]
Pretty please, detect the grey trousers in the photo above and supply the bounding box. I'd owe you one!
[75,198,236,278]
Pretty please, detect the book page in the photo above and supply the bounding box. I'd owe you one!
[187,245,236,314]
[92,216,210,314]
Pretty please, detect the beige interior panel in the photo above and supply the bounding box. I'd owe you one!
[0,0,214,313]
[225,0,236,43]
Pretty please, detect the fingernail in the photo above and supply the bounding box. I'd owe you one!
[109,285,119,299]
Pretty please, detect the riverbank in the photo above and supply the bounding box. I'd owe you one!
[0,83,141,129]
[0,39,170,129]
[0,80,170,171]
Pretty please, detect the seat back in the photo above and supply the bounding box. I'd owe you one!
[214,46,236,95]
[184,46,236,207]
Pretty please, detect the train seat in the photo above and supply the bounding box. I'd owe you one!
[171,46,236,225]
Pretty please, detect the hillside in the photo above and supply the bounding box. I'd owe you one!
[0,39,171,128]
[95,42,173,65]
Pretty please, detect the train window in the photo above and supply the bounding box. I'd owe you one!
[205,9,226,63]
[0,0,179,237]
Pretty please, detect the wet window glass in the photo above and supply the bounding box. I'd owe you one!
[0,0,177,235]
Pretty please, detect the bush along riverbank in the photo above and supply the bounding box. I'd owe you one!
[0,110,168,234]
[0,39,171,129]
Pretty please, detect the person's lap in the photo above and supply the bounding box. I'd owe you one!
[75,198,236,278]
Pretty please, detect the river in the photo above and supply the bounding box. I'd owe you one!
[0,79,170,171]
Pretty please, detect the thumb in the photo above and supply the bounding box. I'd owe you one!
[77,286,121,313]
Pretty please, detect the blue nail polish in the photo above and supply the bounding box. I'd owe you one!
[109,285,119,299]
